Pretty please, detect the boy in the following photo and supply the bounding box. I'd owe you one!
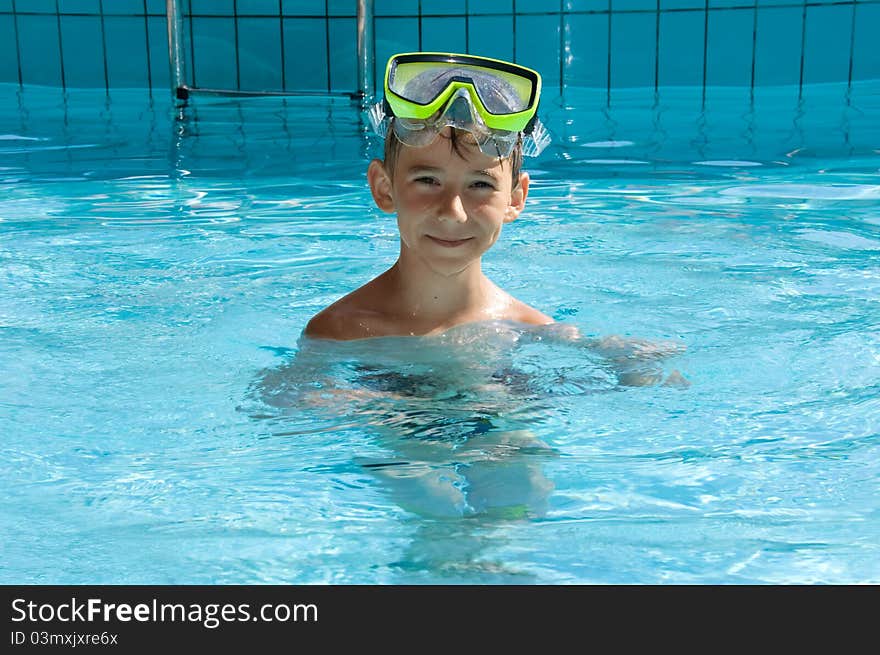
[302,52,687,387]
[305,52,553,340]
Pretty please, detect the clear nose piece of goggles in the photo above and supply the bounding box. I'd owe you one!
[367,89,550,158]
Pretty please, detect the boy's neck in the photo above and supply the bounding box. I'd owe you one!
[386,252,499,323]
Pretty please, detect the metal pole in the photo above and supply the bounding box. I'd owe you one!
[356,0,374,104]
[166,0,188,102]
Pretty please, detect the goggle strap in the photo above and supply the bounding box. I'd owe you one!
[367,102,389,137]
[522,119,550,157]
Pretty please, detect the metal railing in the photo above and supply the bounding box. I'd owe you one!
[165,0,373,105]
[166,0,187,101]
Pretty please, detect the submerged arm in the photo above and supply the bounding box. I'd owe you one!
[531,323,691,388]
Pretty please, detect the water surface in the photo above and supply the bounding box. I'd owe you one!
[1,82,878,583]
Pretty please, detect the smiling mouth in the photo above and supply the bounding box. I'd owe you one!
[426,235,474,248]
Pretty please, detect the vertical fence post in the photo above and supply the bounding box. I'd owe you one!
[356,0,374,104]
[167,0,188,103]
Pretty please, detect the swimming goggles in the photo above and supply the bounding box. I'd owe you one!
[367,52,551,158]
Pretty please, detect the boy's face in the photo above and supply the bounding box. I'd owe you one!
[368,128,529,277]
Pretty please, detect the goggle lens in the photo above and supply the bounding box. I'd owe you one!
[388,60,535,115]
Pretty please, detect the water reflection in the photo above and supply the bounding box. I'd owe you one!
[391,521,540,583]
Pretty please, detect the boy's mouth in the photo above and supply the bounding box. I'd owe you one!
[426,235,474,248]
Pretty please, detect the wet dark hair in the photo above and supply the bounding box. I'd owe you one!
[383,122,524,189]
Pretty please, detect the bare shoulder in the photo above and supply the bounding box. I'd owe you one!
[303,304,347,340]
[507,296,554,326]
[304,291,385,341]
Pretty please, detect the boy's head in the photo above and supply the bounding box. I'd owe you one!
[367,122,530,278]
[364,52,549,276]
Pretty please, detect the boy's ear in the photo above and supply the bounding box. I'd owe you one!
[367,159,395,213]
[504,172,530,223]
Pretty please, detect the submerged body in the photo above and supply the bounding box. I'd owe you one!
[257,321,687,519]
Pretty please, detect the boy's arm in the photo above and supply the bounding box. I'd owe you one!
[535,323,690,388]
[584,333,687,362]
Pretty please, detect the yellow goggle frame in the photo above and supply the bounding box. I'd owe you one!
[383,52,542,135]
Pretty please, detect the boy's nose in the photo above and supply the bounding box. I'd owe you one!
[438,191,468,223]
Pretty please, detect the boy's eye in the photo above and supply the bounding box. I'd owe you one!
[414,176,439,185]
[471,180,497,190]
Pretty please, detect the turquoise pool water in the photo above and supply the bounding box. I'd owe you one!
[1,82,878,584]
